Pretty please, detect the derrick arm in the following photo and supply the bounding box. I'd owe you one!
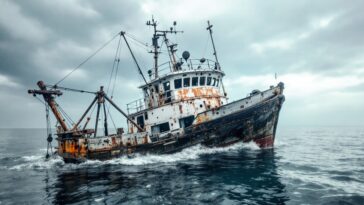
[28,81,68,132]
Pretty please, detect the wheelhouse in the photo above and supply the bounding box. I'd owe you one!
[126,59,227,135]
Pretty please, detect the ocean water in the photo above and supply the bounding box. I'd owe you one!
[0,127,363,205]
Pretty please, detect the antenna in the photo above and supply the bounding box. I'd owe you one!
[146,17,184,77]
[206,20,221,70]
[146,17,159,78]
[206,21,227,97]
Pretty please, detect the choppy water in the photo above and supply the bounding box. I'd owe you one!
[0,127,363,204]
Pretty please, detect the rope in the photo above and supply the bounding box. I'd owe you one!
[56,103,74,127]
[33,95,53,158]
[106,35,122,95]
[111,40,122,98]
[54,31,122,86]
[47,85,96,94]
[45,104,53,158]
[106,103,117,130]
[125,33,150,50]
[104,34,121,131]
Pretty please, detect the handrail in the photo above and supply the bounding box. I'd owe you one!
[126,98,145,114]
[148,59,220,77]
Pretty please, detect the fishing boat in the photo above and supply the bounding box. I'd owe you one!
[28,18,285,163]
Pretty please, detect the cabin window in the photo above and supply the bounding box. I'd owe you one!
[154,84,159,93]
[163,81,171,103]
[216,79,219,87]
[207,77,212,86]
[163,81,170,91]
[183,78,190,87]
[212,78,216,86]
[200,77,206,86]
[151,122,170,134]
[144,112,148,120]
[174,79,182,89]
[192,77,198,86]
[137,115,145,129]
[179,115,195,128]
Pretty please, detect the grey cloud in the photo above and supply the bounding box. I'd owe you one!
[1,0,364,127]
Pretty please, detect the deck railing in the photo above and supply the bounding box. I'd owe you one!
[126,59,223,115]
[126,98,145,114]
[147,59,220,78]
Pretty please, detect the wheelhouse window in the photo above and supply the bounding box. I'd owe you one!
[137,115,145,129]
[179,115,195,128]
[200,76,206,86]
[192,77,198,86]
[207,77,212,86]
[151,122,170,134]
[163,81,171,103]
[163,81,170,91]
[174,79,182,89]
[183,77,190,87]
[216,79,219,87]
[154,84,159,93]
[212,78,216,86]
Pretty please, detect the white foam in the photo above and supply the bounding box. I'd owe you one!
[94,197,104,202]
[9,155,64,170]
[22,155,43,161]
[83,142,259,166]
[7,141,259,170]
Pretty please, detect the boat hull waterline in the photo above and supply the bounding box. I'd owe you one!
[59,84,285,163]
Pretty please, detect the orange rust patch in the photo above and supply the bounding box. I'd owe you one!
[143,135,148,144]
[195,113,210,124]
[177,87,221,100]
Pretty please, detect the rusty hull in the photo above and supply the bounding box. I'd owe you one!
[56,84,285,163]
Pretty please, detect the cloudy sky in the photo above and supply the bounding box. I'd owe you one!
[1,0,364,128]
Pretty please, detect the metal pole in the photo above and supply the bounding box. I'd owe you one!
[94,101,101,137]
[103,102,109,136]
[34,81,69,131]
[147,18,159,78]
[207,21,220,70]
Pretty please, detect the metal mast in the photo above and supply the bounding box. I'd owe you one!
[146,18,159,78]
[207,21,221,70]
[147,18,183,77]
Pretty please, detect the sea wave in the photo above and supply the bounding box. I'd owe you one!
[84,142,259,166]
[8,155,64,170]
[6,142,259,170]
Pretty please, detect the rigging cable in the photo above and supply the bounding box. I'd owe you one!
[45,103,53,159]
[54,31,122,86]
[107,104,117,130]
[108,44,122,130]
[56,103,75,127]
[33,95,53,159]
[121,33,150,89]
[103,33,122,131]
[111,34,123,98]
[106,34,122,95]
[125,33,151,51]
[47,85,96,94]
